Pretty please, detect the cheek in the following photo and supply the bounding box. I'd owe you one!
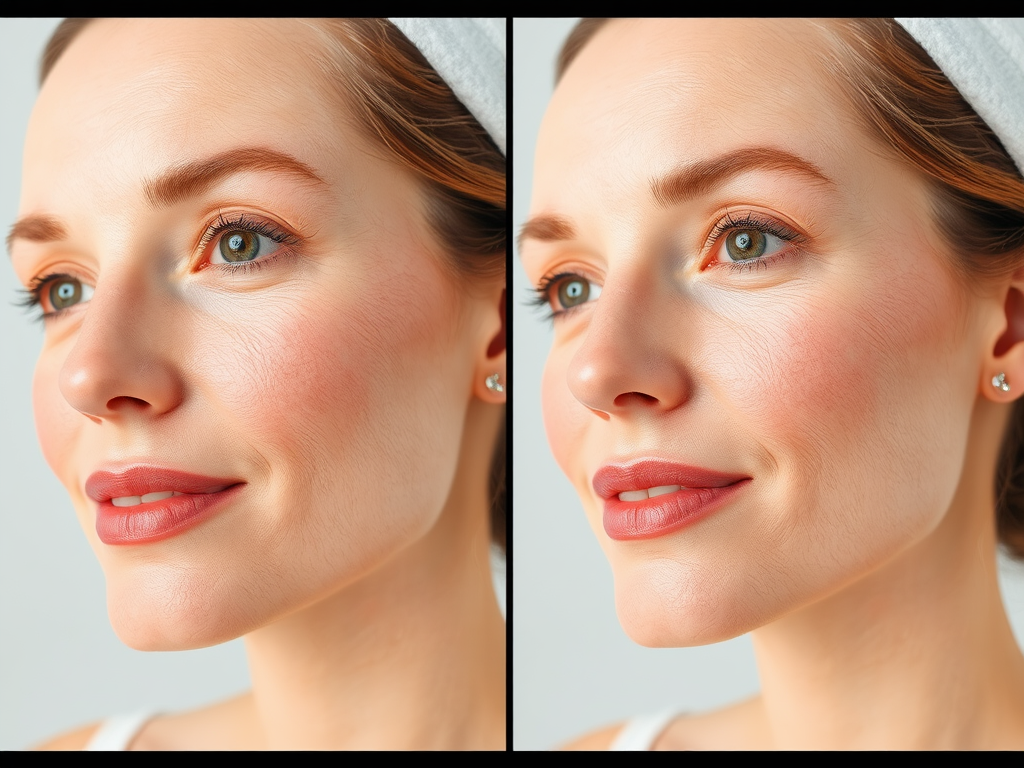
[198,258,464,527]
[541,348,591,484]
[203,297,373,452]
[32,350,82,489]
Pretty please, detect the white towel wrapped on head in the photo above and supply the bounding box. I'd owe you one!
[895,18,1024,178]
[389,18,506,156]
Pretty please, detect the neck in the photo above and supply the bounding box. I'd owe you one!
[750,400,1024,749]
[241,508,505,749]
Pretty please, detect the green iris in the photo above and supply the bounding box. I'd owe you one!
[219,230,261,262]
[558,278,589,308]
[49,278,82,309]
[725,229,767,261]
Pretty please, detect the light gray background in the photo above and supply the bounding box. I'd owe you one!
[510,17,1024,751]
[0,18,505,751]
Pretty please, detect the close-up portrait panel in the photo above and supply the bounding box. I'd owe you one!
[1,18,506,751]
[513,17,1024,751]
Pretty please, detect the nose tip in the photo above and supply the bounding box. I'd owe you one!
[566,323,691,416]
[56,294,184,421]
[60,352,183,421]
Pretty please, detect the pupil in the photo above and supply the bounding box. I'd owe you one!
[58,283,75,299]
[228,234,244,251]
[736,233,751,249]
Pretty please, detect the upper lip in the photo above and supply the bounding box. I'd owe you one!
[85,465,244,502]
[593,459,749,500]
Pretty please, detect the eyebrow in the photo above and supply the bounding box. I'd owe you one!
[516,214,577,255]
[651,146,834,207]
[7,146,327,256]
[516,146,834,253]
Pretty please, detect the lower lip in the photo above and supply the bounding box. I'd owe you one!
[602,479,750,541]
[95,484,244,545]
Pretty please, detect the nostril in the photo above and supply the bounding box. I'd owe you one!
[106,395,150,411]
[613,392,659,408]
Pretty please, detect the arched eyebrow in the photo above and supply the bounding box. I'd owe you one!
[142,146,327,207]
[516,146,834,255]
[7,146,327,256]
[651,146,835,207]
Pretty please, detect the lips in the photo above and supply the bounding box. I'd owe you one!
[86,465,245,545]
[593,459,748,499]
[86,466,242,502]
[594,459,750,541]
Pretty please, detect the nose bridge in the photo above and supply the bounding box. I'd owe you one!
[566,263,692,415]
[58,259,185,420]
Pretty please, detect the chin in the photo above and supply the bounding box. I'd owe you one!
[612,558,777,648]
[104,566,261,652]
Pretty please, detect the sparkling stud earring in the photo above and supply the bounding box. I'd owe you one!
[485,373,504,394]
[992,372,1011,392]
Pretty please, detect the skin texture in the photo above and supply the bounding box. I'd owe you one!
[11,19,505,750]
[522,19,1024,749]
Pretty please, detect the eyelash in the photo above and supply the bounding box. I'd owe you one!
[527,271,592,322]
[527,212,805,322]
[14,213,300,324]
[705,211,804,274]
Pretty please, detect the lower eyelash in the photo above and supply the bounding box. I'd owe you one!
[722,251,789,274]
[206,253,280,276]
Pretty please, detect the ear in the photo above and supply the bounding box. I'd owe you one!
[473,285,506,403]
[984,278,1024,403]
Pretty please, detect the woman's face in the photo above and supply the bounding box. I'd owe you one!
[10,19,489,650]
[522,19,995,646]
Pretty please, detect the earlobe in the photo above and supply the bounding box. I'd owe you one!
[474,287,506,403]
[985,285,1024,402]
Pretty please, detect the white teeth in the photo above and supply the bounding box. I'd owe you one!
[618,489,649,502]
[110,491,186,507]
[648,485,681,498]
[618,485,686,502]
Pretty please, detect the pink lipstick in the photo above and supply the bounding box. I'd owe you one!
[86,465,245,545]
[594,459,750,541]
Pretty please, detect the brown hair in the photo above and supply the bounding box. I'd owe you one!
[557,18,1024,560]
[41,18,507,553]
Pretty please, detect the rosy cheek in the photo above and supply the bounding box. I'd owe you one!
[710,254,960,470]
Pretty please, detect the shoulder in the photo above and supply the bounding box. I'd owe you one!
[32,722,103,751]
[559,721,627,751]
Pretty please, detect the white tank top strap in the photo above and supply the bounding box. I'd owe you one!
[608,709,681,751]
[83,710,159,751]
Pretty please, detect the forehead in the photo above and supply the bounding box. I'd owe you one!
[534,18,864,212]
[23,19,348,206]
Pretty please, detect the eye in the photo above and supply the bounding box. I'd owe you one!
[530,272,603,320]
[210,227,286,264]
[39,275,95,314]
[715,227,787,264]
[705,212,805,273]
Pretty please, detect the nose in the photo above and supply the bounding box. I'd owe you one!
[566,278,692,417]
[58,276,185,422]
